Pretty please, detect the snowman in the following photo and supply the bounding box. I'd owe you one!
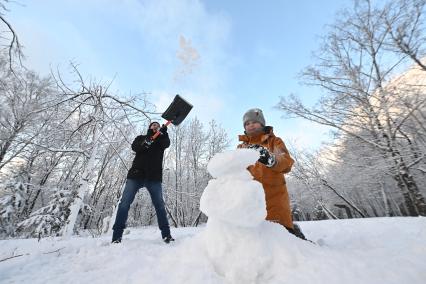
[199,149,300,283]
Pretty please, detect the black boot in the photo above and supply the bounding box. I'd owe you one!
[163,235,175,243]
[286,224,308,241]
[112,229,123,243]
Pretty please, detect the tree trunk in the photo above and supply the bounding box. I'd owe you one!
[334,204,354,218]
[380,181,392,217]
[63,122,102,237]
[165,205,178,228]
[321,179,367,217]
[391,150,426,216]
[191,211,203,227]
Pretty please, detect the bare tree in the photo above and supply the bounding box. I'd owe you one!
[0,60,54,171]
[277,0,426,216]
[163,118,229,227]
[0,1,23,70]
[384,0,426,70]
[0,62,156,238]
[289,146,367,219]
[51,64,154,236]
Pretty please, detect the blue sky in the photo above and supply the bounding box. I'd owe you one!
[9,0,349,149]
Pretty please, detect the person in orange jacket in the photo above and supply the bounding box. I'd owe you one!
[238,108,306,240]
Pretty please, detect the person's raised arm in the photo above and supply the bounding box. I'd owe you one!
[157,126,170,149]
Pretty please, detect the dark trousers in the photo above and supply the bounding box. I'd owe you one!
[112,178,170,239]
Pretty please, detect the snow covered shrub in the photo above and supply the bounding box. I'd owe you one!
[17,186,76,238]
[0,181,31,237]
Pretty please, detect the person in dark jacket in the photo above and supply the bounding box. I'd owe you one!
[112,121,174,243]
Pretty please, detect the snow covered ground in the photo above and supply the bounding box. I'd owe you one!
[1,149,425,284]
[0,217,425,284]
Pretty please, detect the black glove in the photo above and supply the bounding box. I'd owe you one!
[258,147,276,167]
[247,144,276,167]
[159,124,168,134]
[146,129,155,136]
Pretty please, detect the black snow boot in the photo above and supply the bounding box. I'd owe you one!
[163,236,175,244]
[112,229,123,243]
[286,224,308,241]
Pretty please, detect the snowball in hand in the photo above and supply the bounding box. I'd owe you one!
[200,149,266,227]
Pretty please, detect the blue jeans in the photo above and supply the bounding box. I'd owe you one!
[112,178,170,238]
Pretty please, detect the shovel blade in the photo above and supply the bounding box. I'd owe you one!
[161,94,193,125]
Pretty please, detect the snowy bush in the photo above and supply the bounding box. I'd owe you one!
[0,181,31,237]
[17,187,76,238]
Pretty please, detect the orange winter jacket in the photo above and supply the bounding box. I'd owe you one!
[238,127,295,229]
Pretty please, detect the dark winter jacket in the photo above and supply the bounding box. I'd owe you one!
[127,129,170,181]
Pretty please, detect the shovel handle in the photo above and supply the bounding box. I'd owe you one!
[151,120,172,140]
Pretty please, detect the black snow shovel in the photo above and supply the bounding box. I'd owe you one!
[150,94,193,140]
